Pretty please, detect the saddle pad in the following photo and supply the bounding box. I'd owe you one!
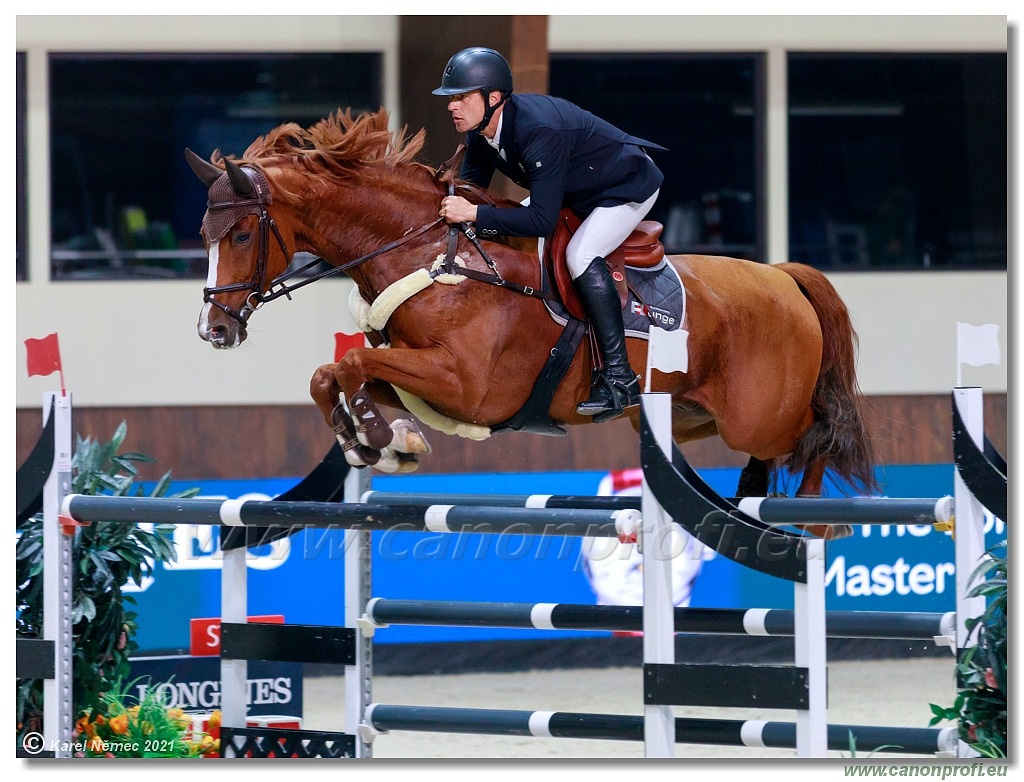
[622,258,686,339]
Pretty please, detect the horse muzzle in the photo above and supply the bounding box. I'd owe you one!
[197,306,247,349]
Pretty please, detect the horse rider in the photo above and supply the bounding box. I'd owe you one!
[434,46,666,423]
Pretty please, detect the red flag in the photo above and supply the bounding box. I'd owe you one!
[25,333,62,377]
[25,333,66,394]
[334,332,365,363]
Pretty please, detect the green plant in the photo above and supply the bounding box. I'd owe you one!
[842,729,902,758]
[16,422,198,743]
[75,678,218,758]
[929,541,1007,757]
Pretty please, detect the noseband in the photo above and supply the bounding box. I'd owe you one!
[202,169,289,327]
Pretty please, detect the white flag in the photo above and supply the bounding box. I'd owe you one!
[957,322,1001,368]
[645,325,689,391]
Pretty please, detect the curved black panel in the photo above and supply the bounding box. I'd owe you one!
[952,392,1007,522]
[639,404,807,583]
[16,397,55,527]
[221,442,350,551]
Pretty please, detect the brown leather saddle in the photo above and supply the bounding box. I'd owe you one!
[545,209,666,321]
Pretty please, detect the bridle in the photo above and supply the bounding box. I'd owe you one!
[202,176,290,327]
[202,164,447,328]
[202,164,555,328]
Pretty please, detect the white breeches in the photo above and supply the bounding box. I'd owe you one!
[566,189,659,279]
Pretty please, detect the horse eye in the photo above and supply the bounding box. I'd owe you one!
[234,231,252,245]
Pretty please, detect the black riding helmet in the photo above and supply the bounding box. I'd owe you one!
[432,47,513,134]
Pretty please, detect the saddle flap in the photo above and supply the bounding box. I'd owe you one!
[545,209,665,321]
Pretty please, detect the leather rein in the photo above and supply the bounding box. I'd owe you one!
[203,176,554,328]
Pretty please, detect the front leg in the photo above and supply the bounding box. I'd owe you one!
[349,386,397,451]
[310,363,433,473]
[336,345,494,426]
[310,364,381,468]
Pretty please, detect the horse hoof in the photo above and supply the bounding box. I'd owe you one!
[800,524,854,541]
[394,452,421,473]
[375,450,401,473]
[375,449,421,474]
[391,419,432,455]
[339,441,381,468]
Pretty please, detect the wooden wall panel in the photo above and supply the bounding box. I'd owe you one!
[16,394,1007,483]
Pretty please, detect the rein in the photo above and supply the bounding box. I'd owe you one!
[204,174,555,327]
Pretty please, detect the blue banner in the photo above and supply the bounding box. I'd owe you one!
[128,465,1004,653]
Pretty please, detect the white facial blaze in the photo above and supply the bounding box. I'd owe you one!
[198,241,220,337]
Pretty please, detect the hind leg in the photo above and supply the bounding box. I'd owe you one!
[796,460,853,540]
[736,456,770,497]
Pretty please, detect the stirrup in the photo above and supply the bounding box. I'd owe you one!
[576,374,641,422]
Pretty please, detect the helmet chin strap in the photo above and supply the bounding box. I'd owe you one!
[473,91,508,135]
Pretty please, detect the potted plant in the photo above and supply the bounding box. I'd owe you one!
[16,422,198,745]
[930,541,1007,757]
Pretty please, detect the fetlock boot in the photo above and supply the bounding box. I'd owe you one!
[574,258,641,422]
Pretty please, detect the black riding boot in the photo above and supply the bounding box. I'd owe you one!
[574,257,641,422]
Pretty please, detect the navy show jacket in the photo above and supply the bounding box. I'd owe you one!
[458,93,667,238]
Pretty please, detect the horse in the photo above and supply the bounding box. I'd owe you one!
[186,108,875,540]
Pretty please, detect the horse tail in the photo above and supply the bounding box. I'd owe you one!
[776,262,877,494]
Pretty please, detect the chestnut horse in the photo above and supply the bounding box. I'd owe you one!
[187,109,874,539]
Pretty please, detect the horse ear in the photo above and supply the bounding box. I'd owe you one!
[224,157,257,198]
[435,143,466,185]
[185,148,223,188]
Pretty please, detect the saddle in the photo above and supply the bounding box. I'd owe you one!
[545,209,666,322]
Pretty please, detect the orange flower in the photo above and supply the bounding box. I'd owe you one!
[108,713,129,736]
[207,710,221,740]
[75,715,97,740]
[167,707,189,730]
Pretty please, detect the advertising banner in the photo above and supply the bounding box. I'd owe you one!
[127,465,1004,653]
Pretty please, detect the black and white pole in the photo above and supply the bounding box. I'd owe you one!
[641,393,676,757]
[43,393,74,758]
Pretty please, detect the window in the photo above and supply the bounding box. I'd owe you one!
[49,53,382,280]
[17,51,27,281]
[788,53,1006,270]
[550,54,762,260]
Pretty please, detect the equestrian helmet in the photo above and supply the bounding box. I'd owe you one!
[432,47,513,97]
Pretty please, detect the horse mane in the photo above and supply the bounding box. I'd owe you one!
[234,108,437,199]
[224,107,524,247]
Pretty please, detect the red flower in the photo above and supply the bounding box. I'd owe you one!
[984,668,998,689]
